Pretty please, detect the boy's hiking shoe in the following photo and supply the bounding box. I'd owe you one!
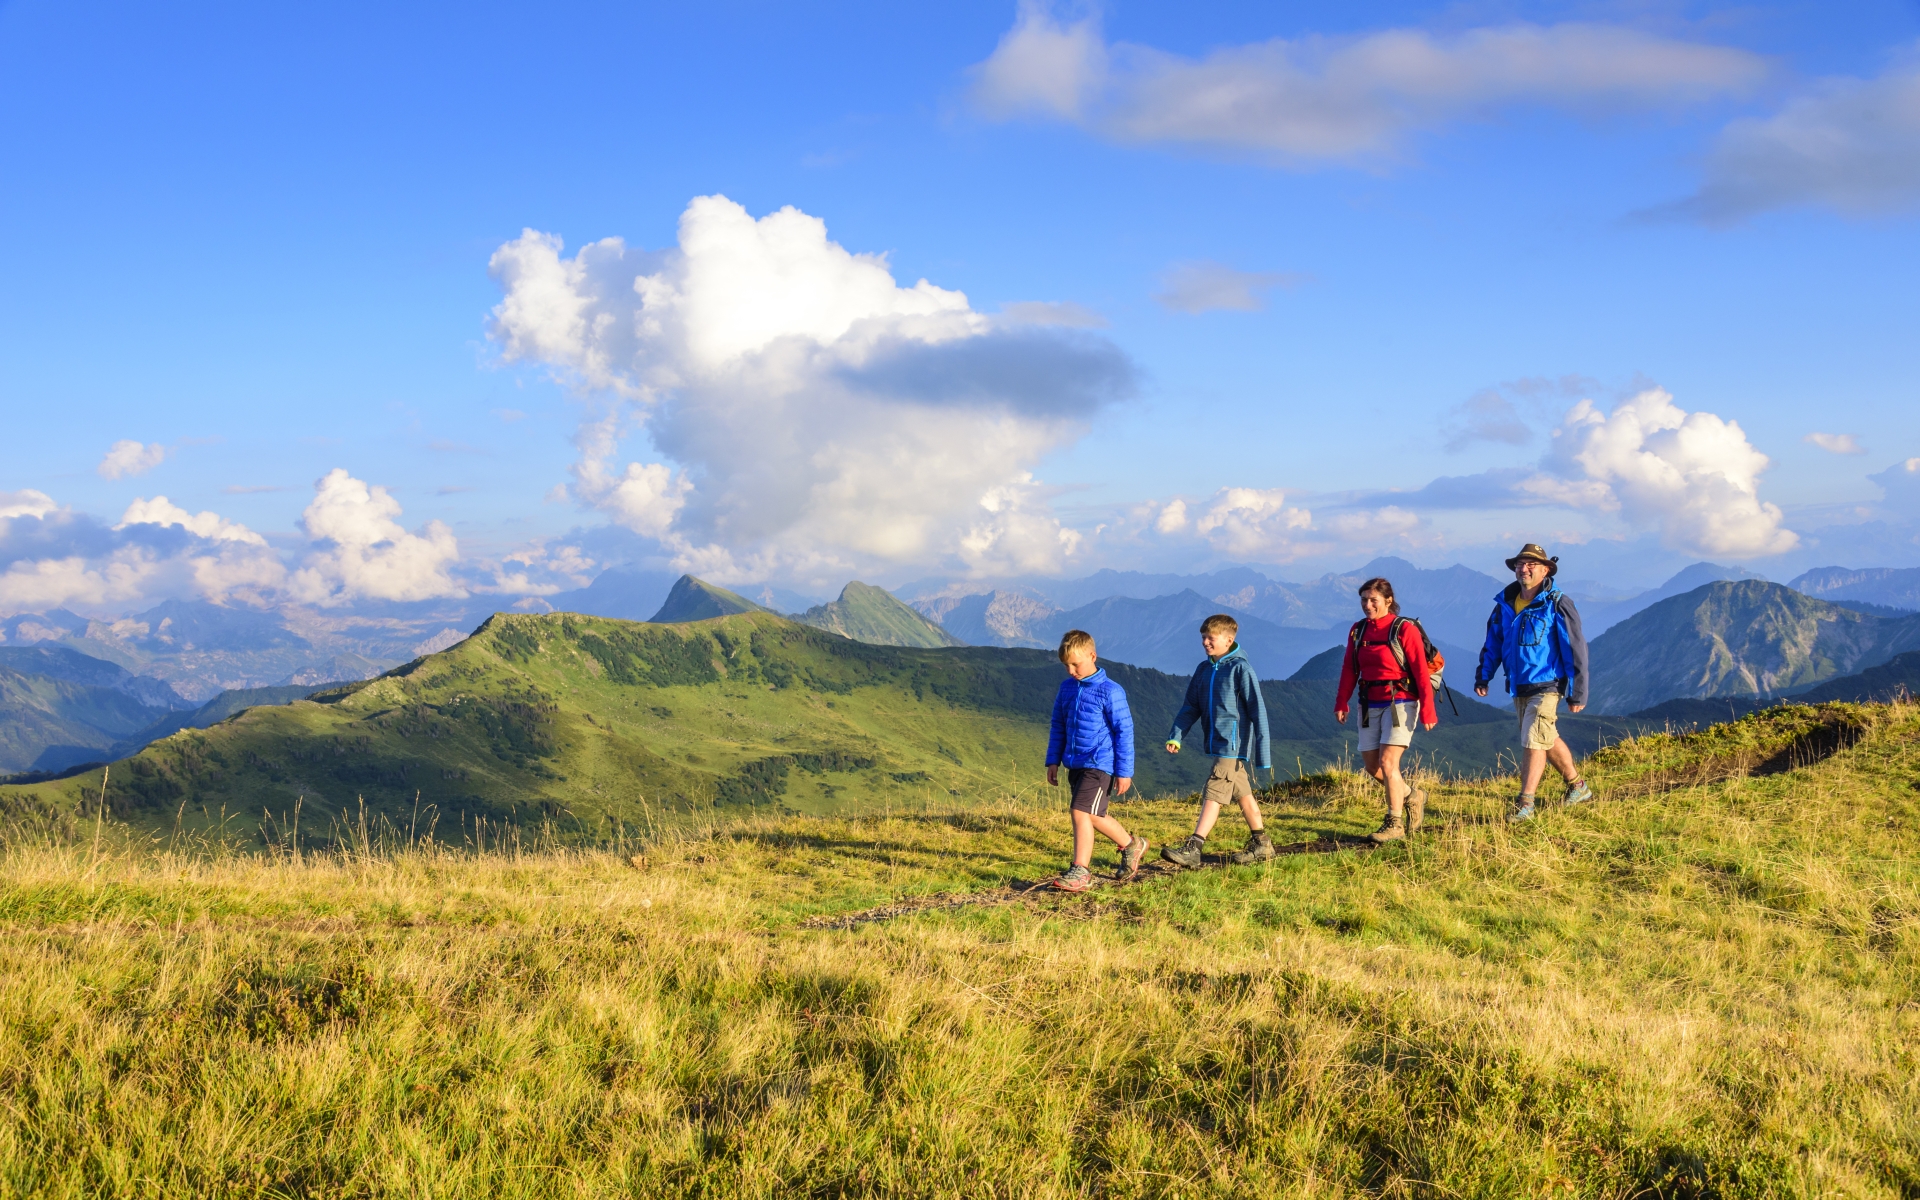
[1407,789,1428,834]
[1368,815,1405,844]
[1507,795,1536,823]
[1160,834,1206,869]
[1052,865,1092,893]
[1117,836,1148,879]
[1232,830,1275,864]
[1564,781,1594,806]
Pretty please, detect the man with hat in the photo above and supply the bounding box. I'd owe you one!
[1474,543,1595,820]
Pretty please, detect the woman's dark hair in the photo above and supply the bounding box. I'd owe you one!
[1357,577,1399,614]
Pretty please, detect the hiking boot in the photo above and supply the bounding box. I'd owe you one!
[1407,788,1428,834]
[1232,830,1275,864]
[1160,834,1205,869]
[1052,865,1092,893]
[1507,795,1536,823]
[1368,814,1405,844]
[1117,835,1148,880]
[1564,780,1594,806]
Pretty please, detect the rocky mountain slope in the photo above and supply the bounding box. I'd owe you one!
[1586,581,1920,713]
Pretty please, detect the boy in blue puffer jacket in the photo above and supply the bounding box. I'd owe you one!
[1046,630,1147,891]
[1161,613,1274,868]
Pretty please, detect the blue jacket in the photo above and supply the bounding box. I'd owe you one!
[1166,644,1271,770]
[1475,581,1590,707]
[1047,668,1135,778]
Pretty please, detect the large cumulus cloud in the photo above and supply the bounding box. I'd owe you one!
[488,195,1137,581]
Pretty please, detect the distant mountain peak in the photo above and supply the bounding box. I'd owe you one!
[793,581,963,648]
[646,576,772,624]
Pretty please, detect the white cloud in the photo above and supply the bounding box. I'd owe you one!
[1804,432,1866,455]
[1194,487,1316,559]
[0,490,58,522]
[971,9,1766,164]
[1681,47,1920,222]
[117,496,269,545]
[98,440,168,480]
[290,469,464,604]
[1154,261,1302,314]
[1548,389,1797,557]
[487,194,1136,582]
[0,554,159,613]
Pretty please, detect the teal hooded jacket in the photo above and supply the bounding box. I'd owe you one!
[1166,644,1271,770]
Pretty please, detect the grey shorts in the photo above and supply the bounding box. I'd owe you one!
[1357,701,1418,751]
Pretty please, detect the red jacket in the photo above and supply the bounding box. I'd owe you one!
[1335,615,1437,725]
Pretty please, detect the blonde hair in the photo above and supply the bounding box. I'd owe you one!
[1199,614,1238,637]
[1057,629,1095,662]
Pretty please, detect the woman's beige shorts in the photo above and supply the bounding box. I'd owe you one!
[1513,692,1562,750]
[1357,701,1418,752]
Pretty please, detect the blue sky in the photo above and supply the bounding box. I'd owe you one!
[2,0,1918,615]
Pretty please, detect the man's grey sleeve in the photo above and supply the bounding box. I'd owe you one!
[1557,595,1590,707]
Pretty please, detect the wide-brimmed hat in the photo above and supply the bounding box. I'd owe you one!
[1504,543,1559,575]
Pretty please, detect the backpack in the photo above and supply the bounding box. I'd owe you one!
[1346,615,1458,720]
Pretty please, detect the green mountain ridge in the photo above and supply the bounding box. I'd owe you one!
[644,576,771,623]
[1587,580,1920,713]
[791,581,963,648]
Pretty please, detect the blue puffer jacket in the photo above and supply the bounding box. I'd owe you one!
[1475,581,1590,706]
[1166,644,1271,770]
[1047,668,1135,778]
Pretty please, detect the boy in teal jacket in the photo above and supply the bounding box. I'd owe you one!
[1161,613,1274,867]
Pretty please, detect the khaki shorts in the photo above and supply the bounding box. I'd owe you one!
[1357,701,1418,752]
[1203,757,1254,806]
[1514,693,1561,751]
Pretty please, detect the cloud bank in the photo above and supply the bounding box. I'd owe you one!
[488,194,1138,581]
[972,5,1766,164]
[98,440,168,480]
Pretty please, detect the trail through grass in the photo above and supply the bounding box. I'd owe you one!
[1,704,1917,1197]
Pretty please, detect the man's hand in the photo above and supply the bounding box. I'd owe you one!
[1046,764,1058,786]
[1165,741,1180,755]
[1570,703,1584,713]
[1335,709,1347,725]
[1116,777,1132,795]
[1474,684,1489,697]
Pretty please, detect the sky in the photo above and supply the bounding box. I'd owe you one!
[2,0,1918,616]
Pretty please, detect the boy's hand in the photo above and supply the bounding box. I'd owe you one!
[1165,741,1180,754]
[1474,684,1489,697]
[1116,777,1132,795]
[1047,764,1058,786]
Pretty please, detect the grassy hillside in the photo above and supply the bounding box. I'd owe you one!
[0,701,1913,1196]
[0,609,1655,846]
[0,664,174,774]
[793,581,963,648]
[646,575,771,623]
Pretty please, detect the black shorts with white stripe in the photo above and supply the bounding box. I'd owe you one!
[1067,767,1112,818]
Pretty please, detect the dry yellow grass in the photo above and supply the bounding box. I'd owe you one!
[1,704,1916,1197]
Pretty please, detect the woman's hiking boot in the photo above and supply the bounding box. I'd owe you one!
[1564,780,1594,805]
[1407,788,1428,834]
[1117,836,1148,880]
[1369,794,1406,843]
[1232,830,1275,864]
[1507,794,1536,822]
[1160,834,1206,869]
[1052,865,1092,893]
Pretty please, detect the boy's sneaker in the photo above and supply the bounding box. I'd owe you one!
[1564,780,1594,806]
[1232,830,1275,864]
[1407,789,1428,834]
[1507,795,1536,823]
[1368,815,1405,844]
[1052,865,1092,893]
[1117,836,1148,880]
[1160,834,1206,869]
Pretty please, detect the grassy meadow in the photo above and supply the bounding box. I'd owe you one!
[1,702,1917,1197]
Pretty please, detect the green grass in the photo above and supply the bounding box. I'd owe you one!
[1,703,1917,1196]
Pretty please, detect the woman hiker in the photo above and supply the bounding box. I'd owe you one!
[1335,576,1438,843]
